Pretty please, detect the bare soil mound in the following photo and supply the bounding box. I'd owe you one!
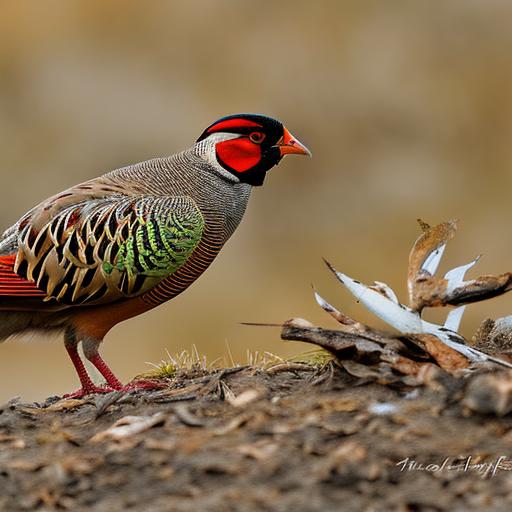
[1,363,512,511]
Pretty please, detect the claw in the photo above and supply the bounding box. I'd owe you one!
[63,385,119,399]
[63,379,165,399]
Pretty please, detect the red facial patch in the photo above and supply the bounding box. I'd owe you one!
[216,138,261,173]
[208,118,262,134]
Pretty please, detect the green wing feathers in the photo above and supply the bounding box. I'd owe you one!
[107,207,204,294]
[15,196,204,305]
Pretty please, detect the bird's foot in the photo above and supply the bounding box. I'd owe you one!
[63,385,119,399]
[122,379,167,392]
[63,379,165,399]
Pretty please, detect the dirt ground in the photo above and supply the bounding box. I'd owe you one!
[1,361,512,512]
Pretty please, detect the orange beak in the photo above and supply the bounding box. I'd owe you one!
[277,127,312,157]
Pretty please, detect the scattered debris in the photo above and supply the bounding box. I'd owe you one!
[90,412,167,442]
[237,440,279,461]
[93,390,127,419]
[464,372,512,416]
[227,388,264,408]
[173,403,205,427]
[281,221,512,387]
[0,434,25,449]
[368,402,400,416]
[2,364,512,510]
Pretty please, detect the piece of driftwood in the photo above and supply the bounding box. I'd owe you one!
[281,317,469,379]
[408,220,512,311]
[281,220,512,378]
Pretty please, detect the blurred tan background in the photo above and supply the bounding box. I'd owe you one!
[2,0,512,401]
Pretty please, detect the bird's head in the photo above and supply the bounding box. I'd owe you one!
[195,113,311,186]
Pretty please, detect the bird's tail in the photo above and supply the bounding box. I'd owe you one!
[0,254,47,298]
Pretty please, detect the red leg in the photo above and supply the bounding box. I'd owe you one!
[64,330,116,398]
[87,353,123,389]
[86,352,165,392]
[65,335,165,397]
[82,337,123,390]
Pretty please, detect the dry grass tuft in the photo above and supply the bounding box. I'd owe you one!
[141,347,333,380]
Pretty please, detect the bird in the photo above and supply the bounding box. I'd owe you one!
[0,113,311,397]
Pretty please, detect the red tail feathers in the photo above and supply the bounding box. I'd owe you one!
[0,255,47,297]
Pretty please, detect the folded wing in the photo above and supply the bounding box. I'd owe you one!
[1,195,204,307]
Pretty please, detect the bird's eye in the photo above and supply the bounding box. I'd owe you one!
[249,132,265,144]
